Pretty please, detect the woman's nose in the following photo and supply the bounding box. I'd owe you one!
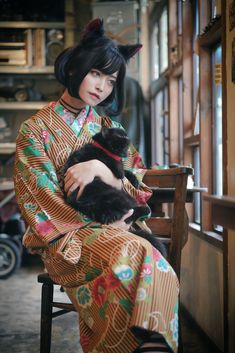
[96,79,105,92]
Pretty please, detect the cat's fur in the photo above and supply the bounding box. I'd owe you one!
[62,127,167,256]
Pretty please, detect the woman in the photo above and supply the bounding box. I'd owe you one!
[14,18,179,353]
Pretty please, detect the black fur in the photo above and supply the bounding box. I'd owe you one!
[62,127,167,256]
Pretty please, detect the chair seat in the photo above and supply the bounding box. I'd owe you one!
[38,272,56,285]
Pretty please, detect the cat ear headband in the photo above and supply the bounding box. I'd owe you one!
[80,17,142,62]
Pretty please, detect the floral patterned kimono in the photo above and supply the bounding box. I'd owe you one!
[14,101,179,353]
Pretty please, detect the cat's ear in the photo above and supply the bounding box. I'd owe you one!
[80,18,104,45]
[118,44,142,62]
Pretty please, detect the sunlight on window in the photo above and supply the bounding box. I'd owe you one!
[150,6,168,80]
[159,8,168,73]
[151,88,169,166]
[213,45,223,196]
[151,24,159,80]
[193,146,201,224]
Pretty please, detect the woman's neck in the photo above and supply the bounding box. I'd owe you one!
[60,90,85,113]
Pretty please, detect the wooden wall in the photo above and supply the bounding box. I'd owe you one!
[181,232,224,350]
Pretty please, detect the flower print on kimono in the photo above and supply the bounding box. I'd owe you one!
[170,303,179,346]
[42,129,54,152]
[35,210,56,236]
[77,286,92,307]
[135,255,153,304]
[153,247,171,273]
[92,271,121,307]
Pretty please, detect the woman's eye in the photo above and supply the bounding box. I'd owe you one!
[91,70,100,77]
[109,80,116,86]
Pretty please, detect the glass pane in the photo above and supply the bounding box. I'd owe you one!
[151,88,169,166]
[177,0,183,35]
[150,91,163,166]
[211,0,221,18]
[151,24,159,80]
[178,78,184,163]
[159,8,168,73]
[211,0,217,18]
[212,45,223,196]
[163,87,169,165]
[193,0,200,134]
[193,146,201,223]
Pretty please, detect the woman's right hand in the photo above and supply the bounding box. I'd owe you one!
[64,159,122,199]
[110,209,134,230]
[64,160,97,198]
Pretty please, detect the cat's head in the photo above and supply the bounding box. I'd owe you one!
[93,127,130,157]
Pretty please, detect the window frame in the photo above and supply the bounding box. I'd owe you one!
[149,0,169,167]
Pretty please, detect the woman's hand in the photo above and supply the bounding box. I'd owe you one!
[64,159,122,199]
[110,209,134,230]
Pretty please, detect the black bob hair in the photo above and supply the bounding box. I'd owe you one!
[54,37,126,116]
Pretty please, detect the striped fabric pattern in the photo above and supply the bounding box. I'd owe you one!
[14,102,179,353]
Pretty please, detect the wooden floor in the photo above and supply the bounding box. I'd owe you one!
[0,255,221,353]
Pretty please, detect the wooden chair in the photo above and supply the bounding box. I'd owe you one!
[37,166,193,353]
[143,166,193,279]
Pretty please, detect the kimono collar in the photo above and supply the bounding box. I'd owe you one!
[54,100,90,119]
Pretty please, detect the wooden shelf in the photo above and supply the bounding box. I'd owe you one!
[0,21,65,29]
[0,142,16,154]
[0,101,48,110]
[0,66,54,74]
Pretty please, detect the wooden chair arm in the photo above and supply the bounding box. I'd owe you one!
[143,167,193,188]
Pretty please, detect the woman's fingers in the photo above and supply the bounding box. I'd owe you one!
[76,183,85,199]
[64,166,83,194]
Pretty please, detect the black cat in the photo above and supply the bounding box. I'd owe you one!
[62,127,167,256]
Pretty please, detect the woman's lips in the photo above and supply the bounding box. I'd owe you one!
[89,92,100,100]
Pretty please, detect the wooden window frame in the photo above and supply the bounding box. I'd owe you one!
[182,1,226,238]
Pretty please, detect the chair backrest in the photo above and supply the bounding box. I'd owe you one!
[143,167,193,279]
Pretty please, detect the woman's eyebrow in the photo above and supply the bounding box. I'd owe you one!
[109,74,117,80]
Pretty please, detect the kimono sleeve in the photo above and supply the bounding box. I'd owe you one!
[13,123,88,246]
[122,143,152,205]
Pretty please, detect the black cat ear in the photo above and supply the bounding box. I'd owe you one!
[80,18,105,45]
[118,44,142,62]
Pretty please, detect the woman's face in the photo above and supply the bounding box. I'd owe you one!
[78,69,118,106]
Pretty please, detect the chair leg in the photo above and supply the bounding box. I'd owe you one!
[40,282,53,353]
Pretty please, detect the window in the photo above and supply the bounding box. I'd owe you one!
[148,0,225,236]
[151,88,169,166]
[192,0,201,223]
[193,146,201,223]
[151,24,159,80]
[212,45,223,196]
[177,2,183,163]
[211,0,221,18]
[150,5,168,80]
[150,3,169,166]
[192,0,200,135]
[178,78,184,164]
[159,8,168,74]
